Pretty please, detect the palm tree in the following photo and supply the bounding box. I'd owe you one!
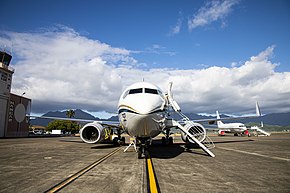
[66,109,75,118]
[65,109,77,133]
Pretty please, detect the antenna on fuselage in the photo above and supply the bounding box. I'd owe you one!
[142,77,145,82]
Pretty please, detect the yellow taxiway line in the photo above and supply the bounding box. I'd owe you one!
[146,154,159,193]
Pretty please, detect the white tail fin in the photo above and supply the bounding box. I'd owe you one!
[216,111,224,127]
[256,101,261,116]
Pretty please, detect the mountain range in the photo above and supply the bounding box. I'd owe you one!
[31,109,290,127]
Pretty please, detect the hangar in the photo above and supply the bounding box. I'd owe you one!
[0,51,31,137]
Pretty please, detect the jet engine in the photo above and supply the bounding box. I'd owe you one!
[181,122,207,143]
[218,130,225,136]
[80,122,111,144]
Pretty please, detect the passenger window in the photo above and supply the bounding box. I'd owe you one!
[129,88,143,94]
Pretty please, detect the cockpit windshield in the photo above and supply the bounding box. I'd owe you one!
[129,88,143,94]
[123,87,163,99]
[145,88,158,94]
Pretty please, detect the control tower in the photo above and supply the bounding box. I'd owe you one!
[0,51,32,137]
[0,51,14,137]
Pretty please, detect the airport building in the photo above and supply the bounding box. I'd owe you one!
[0,51,31,137]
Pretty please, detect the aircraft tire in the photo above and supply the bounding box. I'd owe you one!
[161,137,166,145]
[168,137,173,145]
[113,138,119,146]
[144,149,149,159]
[121,137,126,145]
[138,150,142,159]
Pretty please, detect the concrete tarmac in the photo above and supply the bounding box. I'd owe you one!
[0,133,290,193]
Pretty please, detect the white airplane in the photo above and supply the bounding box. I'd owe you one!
[216,111,250,136]
[215,101,262,137]
[30,82,261,159]
[76,82,215,158]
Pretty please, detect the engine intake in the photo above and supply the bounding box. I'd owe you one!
[181,122,206,143]
[80,122,110,144]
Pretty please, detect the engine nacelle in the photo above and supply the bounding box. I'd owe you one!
[181,122,207,143]
[80,122,110,144]
[218,130,225,136]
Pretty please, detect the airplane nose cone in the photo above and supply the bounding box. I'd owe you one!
[119,94,164,115]
[136,95,164,114]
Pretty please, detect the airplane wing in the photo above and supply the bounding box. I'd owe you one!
[28,115,121,128]
[192,113,261,124]
[176,101,262,125]
[195,101,261,124]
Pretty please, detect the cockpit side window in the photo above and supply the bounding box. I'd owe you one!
[145,88,158,94]
[157,90,163,95]
[122,90,130,99]
[129,88,143,94]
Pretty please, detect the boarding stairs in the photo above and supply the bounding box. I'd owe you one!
[166,118,215,157]
[177,111,215,149]
[250,126,271,136]
[166,82,215,157]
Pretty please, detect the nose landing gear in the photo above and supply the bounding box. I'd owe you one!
[137,138,151,159]
[138,144,148,159]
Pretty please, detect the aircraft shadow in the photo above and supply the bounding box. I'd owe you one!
[148,138,255,159]
[148,144,184,159]
[90,144,117,149]
[59,139,84,143]
[59,140,121,149]
[212,139,255,144]
[148,140,209,159]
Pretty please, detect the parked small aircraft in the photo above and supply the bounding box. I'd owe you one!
[216,110,251,136]
[215,102,269,137]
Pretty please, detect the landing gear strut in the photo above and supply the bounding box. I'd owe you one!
[162,129,173,145]
[113,128,126,146]
[113,136,125,146]
[137,138,150,159]
[138,144,148,159]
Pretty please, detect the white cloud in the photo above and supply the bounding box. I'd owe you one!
[1,27,290,115]
[144,44,176,56]
[0,27,129,113]
[188,0,240,31]
[169,11,183,36]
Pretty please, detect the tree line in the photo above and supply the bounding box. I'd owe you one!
[46,109,80,134]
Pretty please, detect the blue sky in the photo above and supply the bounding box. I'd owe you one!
[1,0,290,117]
[1,0,290,70]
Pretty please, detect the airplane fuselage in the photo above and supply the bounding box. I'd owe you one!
[219,123,247,133]
[118,82,167,138]
[216,111,248,135]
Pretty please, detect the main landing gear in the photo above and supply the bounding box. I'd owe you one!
[161,129,173,145]
[113,129,126,146]
[113,136,126,146]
